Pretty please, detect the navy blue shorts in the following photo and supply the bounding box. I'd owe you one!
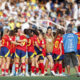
[28,52,34,58]
[46,53,52,56]
[11,53,15,59]
[34,47,42,55]
[53,54,64,61]
[15,49,26,59]
[1,47,10,57]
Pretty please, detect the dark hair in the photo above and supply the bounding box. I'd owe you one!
[77,26,80,32]
[47,27,52,30]
[28,29,33,37]
[9,30,15,36]
[32,29,39,36]
[14,27,21,33]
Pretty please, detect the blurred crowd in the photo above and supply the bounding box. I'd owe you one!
[0,0,80,38]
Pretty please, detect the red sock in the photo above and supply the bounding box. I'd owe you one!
[62,68,65,73]
[2,68,4,73]
[40,63,44,74]
[31,66,35,73]
[15,63,19,73]
[39,63,41,70]
[36,68,39,73]
[52,63,58,72]
[78,66,80,72]
[22,63,26,73]
[59,64,62,74]
[10,64,12,73]
[5,69,9,73]
[45,69,47,72]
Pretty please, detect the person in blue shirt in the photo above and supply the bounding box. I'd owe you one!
[63,29,80,76]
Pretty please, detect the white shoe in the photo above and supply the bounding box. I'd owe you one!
[40,74,45,76]
[51,71,56,76]
[31,73,36,76]
[5,73,9,76]
[10,73,14,76]
[58,74,66,77]
[36,73,39,76]
[25,73,30,77]
[19,73,25,76]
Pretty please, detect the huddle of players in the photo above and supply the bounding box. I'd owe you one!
[0,27,80,77]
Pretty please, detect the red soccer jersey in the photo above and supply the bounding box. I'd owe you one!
[39,39,46,56]
[1,35,11,49]
[76,32,80,50]
[10,36,16,54]
[53,36,62,55]
[16,35,27,52]
[27,37,34,53]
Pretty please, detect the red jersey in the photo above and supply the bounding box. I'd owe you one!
[39,39,46,56]
[76,32,80,50]
[10,36,16,53]
[53,36,62,55]
[27,37,34,53]
[1,35,11,49]
[16,35,27,52]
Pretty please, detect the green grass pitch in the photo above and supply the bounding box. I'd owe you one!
[0,68,80,80]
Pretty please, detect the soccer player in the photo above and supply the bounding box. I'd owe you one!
[27,29,36,76]
[9,30,16,76]
[52,29,64,76]
[76,26,80,76]
[1,29,20,76]
[15,28,27,76]
[35,32,46,76]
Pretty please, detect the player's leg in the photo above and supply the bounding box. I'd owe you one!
[15,49,20,76]
[47,53,54,70]
[25,51,29,76]
[39,56,45,76]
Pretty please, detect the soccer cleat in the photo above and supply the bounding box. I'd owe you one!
[10,73,14,76]
[25,73,30,77]
[51,71,56,76]
[44,71,48,75]
[77,72,80,77]
[56,74,66,77]
[31,73,36,76]
[40,74,45,76]
[36,73,39,76]
[5,73,9,76]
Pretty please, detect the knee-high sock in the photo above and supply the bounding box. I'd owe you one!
[59,64,62,74]
[78,66,80,72]
[12,64,15,74]
[40,63,44,74]
[26,64,29,73]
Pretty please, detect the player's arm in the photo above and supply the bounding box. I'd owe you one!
[17,39,27,43]
[11,41,22,46]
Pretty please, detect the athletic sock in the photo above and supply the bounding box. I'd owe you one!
[15,63,19,73]
[26,64,28,73]
[36,68,39,73]
[59,64,62,74]
[40,63,44,74]
[31,66,35,73]
[22,63,26,74]
[62,68,65,73]
[2,68,5,74]
[12,64,15,74]
[10,63,12,73]
[52,62,58,72]
[5,69,9,74]
[78,66,80,72]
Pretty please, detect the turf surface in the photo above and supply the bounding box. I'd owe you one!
[0,68,80,80]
